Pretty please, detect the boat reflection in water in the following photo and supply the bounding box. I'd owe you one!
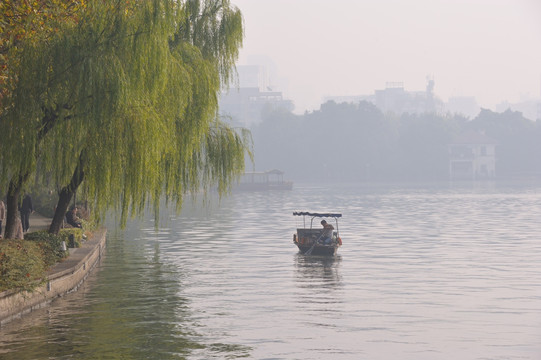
[294,253,343,290]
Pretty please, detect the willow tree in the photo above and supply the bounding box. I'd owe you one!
[0,0,86,99]
[157,0,248,212]
[0,1,88,238]
[1,0,250,237]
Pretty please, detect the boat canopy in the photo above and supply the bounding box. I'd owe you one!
[293,212,342,218]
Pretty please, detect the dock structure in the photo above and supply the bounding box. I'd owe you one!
[234,169,293,191]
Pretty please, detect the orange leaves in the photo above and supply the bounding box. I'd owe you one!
[0,0,86,53]
[0,0,86,112]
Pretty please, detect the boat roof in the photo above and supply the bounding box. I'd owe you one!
[293,212,342,218]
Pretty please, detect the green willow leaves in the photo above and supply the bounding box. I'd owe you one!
[0,0,251,234]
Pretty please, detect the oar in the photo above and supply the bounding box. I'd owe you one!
[304,232,324,255]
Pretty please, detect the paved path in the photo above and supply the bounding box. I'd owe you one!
[1,212,51,238]
[29,212,51,232]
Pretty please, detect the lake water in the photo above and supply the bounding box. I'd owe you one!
[1,182,540,359]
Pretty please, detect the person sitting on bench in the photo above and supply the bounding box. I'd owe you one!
[66,206,83,228]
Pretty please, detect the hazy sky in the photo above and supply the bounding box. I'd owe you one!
[232,0,541,113]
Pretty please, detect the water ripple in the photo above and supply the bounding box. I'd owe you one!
[1,183,541,359]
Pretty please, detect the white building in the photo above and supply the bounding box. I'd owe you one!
[448,131,497,180]
[219,65,293,126]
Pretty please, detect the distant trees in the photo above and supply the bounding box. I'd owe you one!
[252,101,540,182]
[467,109,540,177]
[394,113,457,180]
[0,0,251,238]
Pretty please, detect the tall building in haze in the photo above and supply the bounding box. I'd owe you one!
[219,65,293,127]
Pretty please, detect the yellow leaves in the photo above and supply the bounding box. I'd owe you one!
[0,0,86,48]
[0,0,87,113]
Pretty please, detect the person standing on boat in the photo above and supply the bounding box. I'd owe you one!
[320,220,334,245]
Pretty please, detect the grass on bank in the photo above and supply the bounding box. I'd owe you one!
[0,228,86,293]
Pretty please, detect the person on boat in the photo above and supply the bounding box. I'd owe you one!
[320,220,334,245]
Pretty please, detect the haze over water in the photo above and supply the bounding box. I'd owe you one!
[234,0,541,113]
[1,182,540,359]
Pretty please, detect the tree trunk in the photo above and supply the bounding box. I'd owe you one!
[48,155,85,235]
[3,108,60,239]
[48,187,73,235]
[4,175,28,239]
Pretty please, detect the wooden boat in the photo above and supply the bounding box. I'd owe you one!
[292,212,342,256]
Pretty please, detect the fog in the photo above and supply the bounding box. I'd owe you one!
[224,1,541,183]
[232,0,541,113]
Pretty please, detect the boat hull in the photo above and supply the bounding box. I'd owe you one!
[295,243,338,256]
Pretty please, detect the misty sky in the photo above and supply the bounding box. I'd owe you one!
[232,0,541,113]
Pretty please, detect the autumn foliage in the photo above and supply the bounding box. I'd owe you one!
[0,0,86,105]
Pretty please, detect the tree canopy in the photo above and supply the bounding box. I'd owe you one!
[252,101,540,182]
[0,0,85,105]
[0,0,251,236]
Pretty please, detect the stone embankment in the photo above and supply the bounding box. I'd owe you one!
[0,229,106,326]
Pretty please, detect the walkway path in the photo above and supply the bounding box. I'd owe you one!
[29,212,51,232]
[0,212,50,238]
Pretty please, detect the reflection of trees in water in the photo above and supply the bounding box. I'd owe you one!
[85,235,252,359]
[293,254,343,290]
[0,274,98,359]
[0,232,253,359]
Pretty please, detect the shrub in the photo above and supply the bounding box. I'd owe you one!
[0,229,86,293]
[58,228,84,248]
[0,240,47,293]
[24,231,69,267]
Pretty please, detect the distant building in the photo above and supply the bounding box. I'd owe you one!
[445,96,480,119]
[373,78,443,115]
[233,169,293,191]
[324,78,443,115]
[322,94,375,105]
[375,82,407,113]
[496,100,540,121]
[219,65,293,127]
[448,131,497,180]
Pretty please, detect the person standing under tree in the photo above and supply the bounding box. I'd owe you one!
[19,194,33,233]
[0,195,5,238]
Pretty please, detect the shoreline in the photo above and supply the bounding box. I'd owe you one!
[0,228,106,326]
